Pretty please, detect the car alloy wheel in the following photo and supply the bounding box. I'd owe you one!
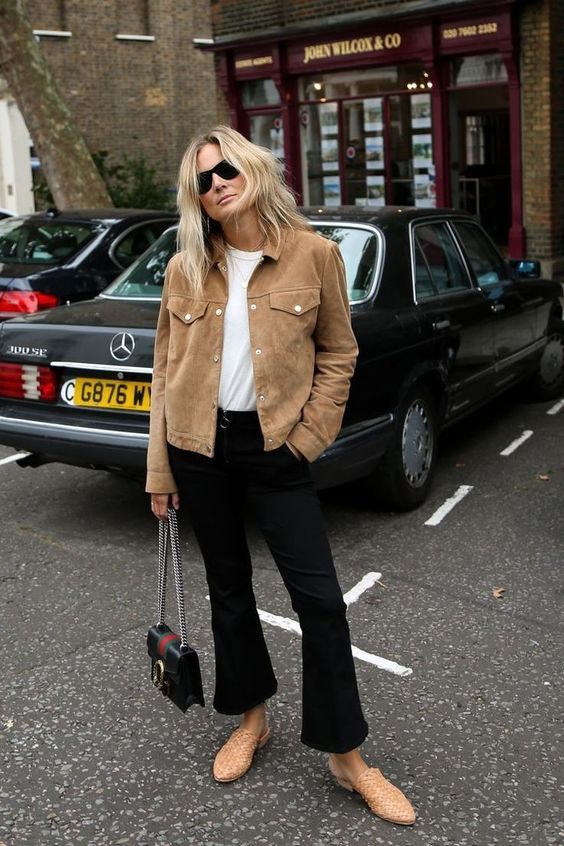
[529,318,564,400]
[402,397,434,488]
[370,382,439,511]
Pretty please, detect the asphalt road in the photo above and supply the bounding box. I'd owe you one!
[0,391,562,846]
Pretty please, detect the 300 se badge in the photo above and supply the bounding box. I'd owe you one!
[61,378,151,412]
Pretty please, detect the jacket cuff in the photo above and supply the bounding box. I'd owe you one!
[286,423,326,463]
[145,468,178,494]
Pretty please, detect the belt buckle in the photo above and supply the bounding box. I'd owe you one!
[219,412,230,429]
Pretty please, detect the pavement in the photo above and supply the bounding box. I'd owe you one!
[0,391,562,846]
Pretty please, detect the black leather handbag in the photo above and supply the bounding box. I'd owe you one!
[147,507,204,712]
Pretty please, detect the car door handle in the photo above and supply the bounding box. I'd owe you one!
[432,319,451,331]
[491,303,506,314]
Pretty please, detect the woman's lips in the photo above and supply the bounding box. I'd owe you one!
[218,194,235,206]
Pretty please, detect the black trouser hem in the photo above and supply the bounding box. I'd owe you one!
[213,685,278,716]
[300,725,370,754]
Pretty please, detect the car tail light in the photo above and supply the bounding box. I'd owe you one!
[0,290,59,313]
[0,363,59,401]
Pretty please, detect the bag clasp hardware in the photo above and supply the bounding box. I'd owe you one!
[152,659,169,694]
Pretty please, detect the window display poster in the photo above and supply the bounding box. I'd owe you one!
[414,169,436,208]
[413,134,433,169]
[321,138,339,171]
[363,98,383,133]
[366,175,385,206]
[323,176,341,206]
[320,103,338,136]
[365,136,384,169]
[411,94,431,129]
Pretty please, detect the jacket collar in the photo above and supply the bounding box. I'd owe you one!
[211,228,288,265]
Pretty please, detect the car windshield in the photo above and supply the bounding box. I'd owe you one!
[104,222,379,301]
[104,227,178,299]
[0,217,102,265]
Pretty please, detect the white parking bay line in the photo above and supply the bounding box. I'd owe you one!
[424,485,474,527]
[500,429,534,456]
[343,572,383,606]
[351,645,412,677]
[0,451,30,467]
[547,398,564,416]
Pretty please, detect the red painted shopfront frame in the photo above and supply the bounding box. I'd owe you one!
[217,3,524,256]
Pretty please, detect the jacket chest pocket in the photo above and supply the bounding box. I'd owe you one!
[268,288,320,348]
[167,295,211,357]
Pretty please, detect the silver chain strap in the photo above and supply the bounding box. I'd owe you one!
[156,507,188,648]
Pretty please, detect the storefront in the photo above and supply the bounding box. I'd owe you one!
[210,3,523,254]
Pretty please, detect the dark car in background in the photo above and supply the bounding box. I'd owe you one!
[0,208,177,320]
[0,208,562,509]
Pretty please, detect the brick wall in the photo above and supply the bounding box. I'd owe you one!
[24,0,223,192]
[520,0,564,265]
[211,0,480,36]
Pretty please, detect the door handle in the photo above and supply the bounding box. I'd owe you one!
[491,303,506,314]
[432,319,451,331]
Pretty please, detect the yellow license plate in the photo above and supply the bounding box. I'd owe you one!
[74,378,151,412]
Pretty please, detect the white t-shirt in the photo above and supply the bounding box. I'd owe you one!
[218,245,263,411]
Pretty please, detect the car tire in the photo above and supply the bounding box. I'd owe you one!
[369,383,438,510]
[527,318,564,401]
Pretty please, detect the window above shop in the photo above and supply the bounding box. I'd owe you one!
[240,79,281,107]
[298,64,429,101]
[450,54,507,87]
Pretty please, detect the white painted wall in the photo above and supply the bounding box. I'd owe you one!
[0,90,34,215]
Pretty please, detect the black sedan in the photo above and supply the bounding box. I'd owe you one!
[0,208,177,319]
[0,208,562,509]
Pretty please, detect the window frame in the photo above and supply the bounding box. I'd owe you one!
[311,220,385,305]
[409,217,476,305]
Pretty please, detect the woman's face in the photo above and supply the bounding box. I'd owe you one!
[197,143,246,225]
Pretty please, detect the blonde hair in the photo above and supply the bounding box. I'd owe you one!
[176,125,311,293]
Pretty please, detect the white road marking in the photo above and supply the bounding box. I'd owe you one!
[343,571,383,606]
[424,485,474,526]
[500,429,534,456]
[0,451,30,467]
[547,398,564,415]
[351,645,412,677]
[206,573,413,677]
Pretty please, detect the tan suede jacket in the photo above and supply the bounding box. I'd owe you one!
[146,227,359,494]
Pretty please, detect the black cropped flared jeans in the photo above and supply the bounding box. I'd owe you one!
[167,410,368,753]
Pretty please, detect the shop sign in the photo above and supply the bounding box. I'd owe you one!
[235,54,274,70]
[439,12,510,50]
[302,33,402,65]
[287,25,430,71]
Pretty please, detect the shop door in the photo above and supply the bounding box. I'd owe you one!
[300,94,435,209]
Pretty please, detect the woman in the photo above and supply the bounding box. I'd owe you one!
[147,126,416,826]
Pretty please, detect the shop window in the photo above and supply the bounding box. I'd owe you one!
[451,55,507,87]
[249,114,285,161]
[241,80,280,107]
[300,102,340,206]
[298,64,426,101]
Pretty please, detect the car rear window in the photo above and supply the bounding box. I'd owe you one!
[104,227,178,299]
[0,218,101,265]
[313,225,380,301]
[104,223,380,301]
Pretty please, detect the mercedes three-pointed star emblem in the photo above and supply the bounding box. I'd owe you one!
[109,332,136,361]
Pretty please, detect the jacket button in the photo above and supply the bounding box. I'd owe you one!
[294,304,302,313]
[215,308,222,316]
[255,348,262,355]
[185,313,192,321]
[268,438,273,443]
[213,354,219,363]
[250,303,257,310]
[259,394,265,401]
[221,265,227,272]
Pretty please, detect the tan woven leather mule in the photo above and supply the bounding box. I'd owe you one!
[213,725,271,783]
[328,756,416,825]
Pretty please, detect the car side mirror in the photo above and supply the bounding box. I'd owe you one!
[509,259,541,279]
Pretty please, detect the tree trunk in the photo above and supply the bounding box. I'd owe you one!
[0,0,112,208]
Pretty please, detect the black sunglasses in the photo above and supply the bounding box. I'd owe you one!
[197,160,240,194]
